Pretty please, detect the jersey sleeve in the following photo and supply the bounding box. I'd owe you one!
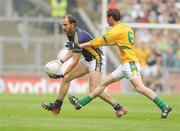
[71,33,82,53]
[72,42,82,53]
[91,32,120,47]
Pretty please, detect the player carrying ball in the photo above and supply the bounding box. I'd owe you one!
[41,15,127,117]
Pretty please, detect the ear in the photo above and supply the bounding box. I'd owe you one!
[72,23,76,27]
[70,24,74,30]
[109,16,114,21]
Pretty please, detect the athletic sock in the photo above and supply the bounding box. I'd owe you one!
[153,96,168,111]
[54,99,63,108]
[79,96,92,106]
[113,103,123,111]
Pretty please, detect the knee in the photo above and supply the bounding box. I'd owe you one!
[62,75,70,83]
[89,83,105,93]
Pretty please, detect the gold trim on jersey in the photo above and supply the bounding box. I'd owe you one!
[85,47,102,61]
[74,32,79,45]
[95,60,102,72]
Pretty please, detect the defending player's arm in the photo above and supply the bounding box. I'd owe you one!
[79,32,119,48]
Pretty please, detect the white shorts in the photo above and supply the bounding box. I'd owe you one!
[81,55,106,74]
[111,62,141,80]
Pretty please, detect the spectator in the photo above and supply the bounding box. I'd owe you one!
[51,0,67,17]
[108,0,118,9]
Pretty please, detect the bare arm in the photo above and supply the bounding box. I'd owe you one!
[79,41,93,48]
[79,33,122,48]
[63,52,81,76]
[60,50,73,63]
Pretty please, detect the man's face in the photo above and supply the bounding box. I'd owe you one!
[106,16,113,26]
[61,17,74,34]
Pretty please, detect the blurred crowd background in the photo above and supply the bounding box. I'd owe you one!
[0,0,180,93]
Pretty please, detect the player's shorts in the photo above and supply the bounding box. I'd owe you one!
[81,55,106,74]
[111,61,141,80]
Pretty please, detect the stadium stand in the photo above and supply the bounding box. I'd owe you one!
[0,0,180,92]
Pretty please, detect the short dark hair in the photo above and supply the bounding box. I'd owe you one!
[63,15,77,26]
[106,9,121,21]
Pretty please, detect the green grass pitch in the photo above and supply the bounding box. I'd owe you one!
[0,94,180,131]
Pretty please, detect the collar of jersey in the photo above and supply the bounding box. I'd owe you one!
[68,27,78,37]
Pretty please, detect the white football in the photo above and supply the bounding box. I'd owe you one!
[44,60,63,78]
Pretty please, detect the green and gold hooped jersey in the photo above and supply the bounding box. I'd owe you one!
[91,22,139,63]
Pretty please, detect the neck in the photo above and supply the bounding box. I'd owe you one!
[112,21,119,26]
[72,27,77,33]
[68,27,77,36]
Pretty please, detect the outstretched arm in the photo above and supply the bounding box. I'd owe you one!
[79,33,118,48]
[79,41,92,48]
